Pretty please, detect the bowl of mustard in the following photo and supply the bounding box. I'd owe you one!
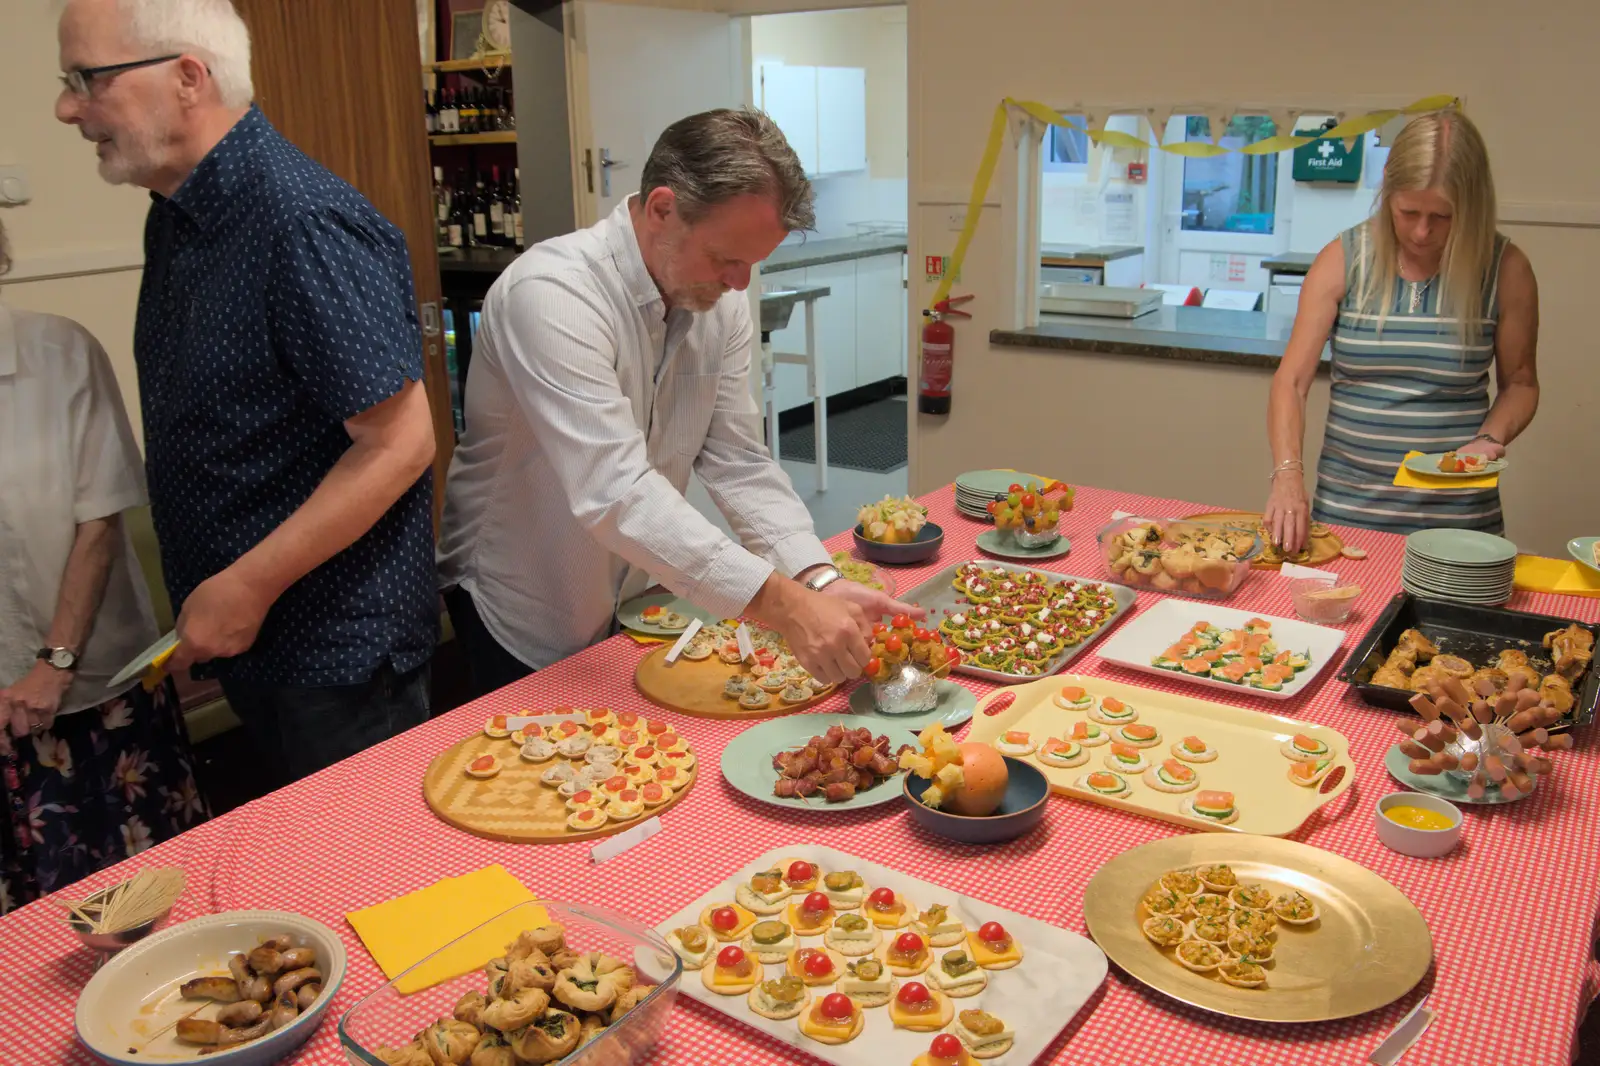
[1374,791,1462,858]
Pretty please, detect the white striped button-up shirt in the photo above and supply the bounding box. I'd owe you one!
[437,199,830,668]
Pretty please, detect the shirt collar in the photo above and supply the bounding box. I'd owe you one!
[606,195,666,309]
[0,303,17,378]
[155,105,271,230]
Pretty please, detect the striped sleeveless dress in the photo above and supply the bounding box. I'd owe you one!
[1311,225,1509,535]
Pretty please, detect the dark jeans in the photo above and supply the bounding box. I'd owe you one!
[444,585,535,702]
[220,662,430,787]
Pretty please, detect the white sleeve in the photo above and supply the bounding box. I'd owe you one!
[67,325,148,524]
[489,272,776,620]
[693,298,830,577]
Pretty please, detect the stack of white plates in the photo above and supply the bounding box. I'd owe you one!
[955,469,1033,520]
[1402,528,1518,605]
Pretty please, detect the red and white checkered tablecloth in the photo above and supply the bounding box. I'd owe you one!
[5,484,1598,1066]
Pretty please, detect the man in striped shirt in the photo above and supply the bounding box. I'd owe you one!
[438,109,919,698]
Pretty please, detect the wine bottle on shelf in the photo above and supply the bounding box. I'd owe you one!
[433,166,451,248]
[495,169,514,245]
[503,86,516,131]
[437,88,455,134]
[453,169,473,247]
[471,172,489,246]
[511,167,524,249]
[464,88,481,135]
[487,165,506,246]
[423,90,435,135]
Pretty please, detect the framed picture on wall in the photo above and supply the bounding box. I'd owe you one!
[451,9,484,60]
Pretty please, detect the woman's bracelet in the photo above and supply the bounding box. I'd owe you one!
[1269,459,1304,482]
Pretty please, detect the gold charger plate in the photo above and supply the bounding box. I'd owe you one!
[1083,834,1432,1023]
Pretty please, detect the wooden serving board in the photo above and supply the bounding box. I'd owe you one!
[967,674,1354,836]
[423,733,697,845]
[1181,509,1344,568]
[633,646,837,720]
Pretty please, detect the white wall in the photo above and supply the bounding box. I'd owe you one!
[0,0,149,443]
[908,0,1600,558]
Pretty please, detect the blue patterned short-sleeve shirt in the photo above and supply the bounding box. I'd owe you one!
[135,106,437,686]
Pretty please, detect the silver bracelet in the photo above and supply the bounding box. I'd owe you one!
[1268,459,1304,482]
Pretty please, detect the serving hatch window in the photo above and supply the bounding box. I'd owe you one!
[1180,116,1281,234]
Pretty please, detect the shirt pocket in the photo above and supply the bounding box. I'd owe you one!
[659,372,724,457]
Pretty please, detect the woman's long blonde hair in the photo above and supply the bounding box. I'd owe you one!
[1354,109,1499,347]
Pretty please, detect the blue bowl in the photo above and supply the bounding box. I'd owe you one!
[903,756,1050,843]
[853,522,944,565]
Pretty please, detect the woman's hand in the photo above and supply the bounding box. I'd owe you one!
[1264,473,1311,556]
[1457,437,1506,461]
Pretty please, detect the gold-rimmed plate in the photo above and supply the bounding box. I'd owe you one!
[1082,834,1432,1023]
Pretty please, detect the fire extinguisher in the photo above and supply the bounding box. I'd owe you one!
[918,294,972,415]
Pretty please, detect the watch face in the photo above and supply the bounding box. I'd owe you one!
[44,648,76,669]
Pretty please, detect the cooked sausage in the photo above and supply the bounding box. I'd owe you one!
[259,934,294,952]
[1484,755,1506,782]
[1432,752,1459,772]
[279,947,316,971]
[215,1000,264,1027]
[241,975,273,1003]
[1459,753,1480,772]
[1407,759,1441,776]
[180,977,242,1002]
[1545,733,1574,751]
[1518,727,1549,748]
[1408,693,1440,722]
[268,991,299,1030]
[1399,739,1431,760]
[273,967,322,997]
[247,947,285,975]
[175,1015,271,1046]
[228,953,253,985]
[295,983,321,1010]
[1412,727,1444,753]
[1470,700,1494,724]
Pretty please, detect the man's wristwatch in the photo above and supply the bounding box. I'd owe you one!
[802,565,844,594]
[37,646,79,672]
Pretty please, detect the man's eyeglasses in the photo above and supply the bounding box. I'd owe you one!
[60,55,183,97]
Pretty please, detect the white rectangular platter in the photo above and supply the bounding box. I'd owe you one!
[967,674,1354,836]
[1094,598,1346,700]
[655,844,1107,1065]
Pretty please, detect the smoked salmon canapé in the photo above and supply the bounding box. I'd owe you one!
[1183,790,1239,825]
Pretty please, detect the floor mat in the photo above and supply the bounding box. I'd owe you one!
[778,398,908,473]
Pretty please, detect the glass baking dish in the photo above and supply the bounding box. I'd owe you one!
[1097,515,1262,600]
[338,900,682,1066]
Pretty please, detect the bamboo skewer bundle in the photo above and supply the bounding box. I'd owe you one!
[59,868,186,934]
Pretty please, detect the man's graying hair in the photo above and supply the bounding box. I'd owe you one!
[640,109,815,232]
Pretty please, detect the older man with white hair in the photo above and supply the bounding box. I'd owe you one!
[56,0,440,784]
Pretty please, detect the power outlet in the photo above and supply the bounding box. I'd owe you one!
[946,211,966,232]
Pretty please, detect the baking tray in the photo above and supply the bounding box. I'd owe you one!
[656,845,1107,1066]
[1082,834,1432,1023]
[1094,599,1346,701]
[1336,592,1598,731]
[899,560,1136,684]
[966,674,1354,836]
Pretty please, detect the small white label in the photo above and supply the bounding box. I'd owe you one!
[1281,562,1337,583]
[1368,1000,1435,1066]
[590,816,662,864]
[664,618,704,664]
[735,623,755,662]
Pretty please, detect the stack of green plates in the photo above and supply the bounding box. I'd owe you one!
[1402,528,1517,605]
[955,469,1036,520]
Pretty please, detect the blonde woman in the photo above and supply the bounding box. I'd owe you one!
[1264,110,1538,552]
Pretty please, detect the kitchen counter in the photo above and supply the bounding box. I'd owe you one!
[437,246,521,275]
[991,305,1330,370]
[764,234,906,272]
[1261,251,1316,275]
[1041,242,1144,264]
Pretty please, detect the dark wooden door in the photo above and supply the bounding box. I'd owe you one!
[234,0,454,525]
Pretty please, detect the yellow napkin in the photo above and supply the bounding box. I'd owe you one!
[624,629,671,645]
[1514,554,1600,598]
[1392,450,1500,490]
[346,865,544,992]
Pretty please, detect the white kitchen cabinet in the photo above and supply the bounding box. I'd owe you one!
[761,267,812,414]
[759,64,819,176]
[807,259,859,397]
[853,253,904,386]
[815,67,867,175]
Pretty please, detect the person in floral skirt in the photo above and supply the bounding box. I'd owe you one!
[0,220,209,914]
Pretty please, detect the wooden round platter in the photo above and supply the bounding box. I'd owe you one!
[422,732,696,845]
[633,646,838,720]
[1181,509,1344,569]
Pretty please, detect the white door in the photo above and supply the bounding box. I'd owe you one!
[568,2,741,225]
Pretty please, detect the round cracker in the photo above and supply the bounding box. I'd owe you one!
[842,975,897,1009]
[734,883,790,916]
[700,961,758,996]
[966,1035,1015,1060]
[746,984,809,1020]
[930,965,988,998]
[823,925,881,957]
[801,1008,866,1044]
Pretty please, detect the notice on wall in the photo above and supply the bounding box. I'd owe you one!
[1102,190,1137,243]
[1208,253,1248,284]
